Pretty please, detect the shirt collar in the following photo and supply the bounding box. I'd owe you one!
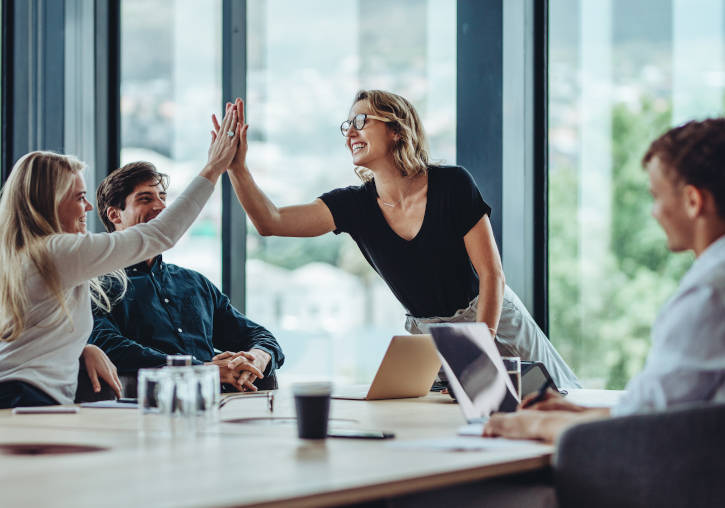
[127,254,164,275]
[680,234,725,288]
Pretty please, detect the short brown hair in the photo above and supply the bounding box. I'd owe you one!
[96,161,169,232]
[643,118,725,218]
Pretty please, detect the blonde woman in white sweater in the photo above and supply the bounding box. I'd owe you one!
[0,104,243,408]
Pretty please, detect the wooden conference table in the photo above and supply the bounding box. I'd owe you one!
[0,389,616,508]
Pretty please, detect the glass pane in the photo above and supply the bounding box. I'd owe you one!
[120,0,222,284]
[548,0,722,388]
[246,0,456,385]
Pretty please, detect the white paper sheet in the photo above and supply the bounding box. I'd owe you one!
[80,400,138,409]
[387,436,543,452]
[457,422,486,436]
[12,406,79,414]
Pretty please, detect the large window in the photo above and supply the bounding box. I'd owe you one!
[548,0,724,388]
[120,0,222,284]
[245,0,456,385]
[119,0,455,385]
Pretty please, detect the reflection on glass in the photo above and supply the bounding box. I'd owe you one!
[548,0,721,388]
[246,0,456,385]
[120,0,222,284]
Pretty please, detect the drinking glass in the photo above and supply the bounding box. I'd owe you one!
[501,356,522,401]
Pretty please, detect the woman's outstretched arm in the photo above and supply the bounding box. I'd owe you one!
[214,98,336,238]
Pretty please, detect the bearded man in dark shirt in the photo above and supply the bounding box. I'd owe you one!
[89,161,283,392]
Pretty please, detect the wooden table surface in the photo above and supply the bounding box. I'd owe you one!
[0,390,554,508]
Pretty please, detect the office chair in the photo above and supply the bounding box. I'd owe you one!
[554,402,725,508]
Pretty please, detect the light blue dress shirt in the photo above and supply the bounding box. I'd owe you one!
[613,234,725,416]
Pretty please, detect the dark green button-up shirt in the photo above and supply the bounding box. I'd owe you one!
[89,256,283,376]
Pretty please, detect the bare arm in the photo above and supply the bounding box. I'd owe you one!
[213,98,335,238]
[464,215,505,334]
[228,169,335,237]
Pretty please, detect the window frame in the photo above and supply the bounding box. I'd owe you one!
[1,0,547,331]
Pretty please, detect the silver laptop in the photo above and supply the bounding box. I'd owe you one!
[429,323,519,432]
[332,335,441,400]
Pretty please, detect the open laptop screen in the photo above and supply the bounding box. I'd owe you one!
[430,323,519,421]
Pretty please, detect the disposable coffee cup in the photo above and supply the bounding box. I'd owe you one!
[292,382,332,439]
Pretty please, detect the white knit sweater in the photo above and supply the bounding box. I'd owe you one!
[0,176,214,404]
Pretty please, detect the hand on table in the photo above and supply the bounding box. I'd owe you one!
[519,388,585,412]
[228,349,271,392]
[81,344,123,398]
[208,348,269,392]
[482,410,573,443]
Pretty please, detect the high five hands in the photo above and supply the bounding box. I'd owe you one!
[201,100,244,184]
[211,98,249,173]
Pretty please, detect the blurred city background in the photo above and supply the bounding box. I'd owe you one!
[120,0,724,388]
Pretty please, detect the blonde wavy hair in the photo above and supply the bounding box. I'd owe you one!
[0,151,126,342]
[351,90,430,182]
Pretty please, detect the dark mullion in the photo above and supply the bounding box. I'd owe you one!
[95,0,121,178]
[533,0,549,334]
[9,0,64,167]
[221,0,247,312]
[457,0,504,253]
[1,0,14,181]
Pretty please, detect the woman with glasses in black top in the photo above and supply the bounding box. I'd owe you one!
[214,90,580,389]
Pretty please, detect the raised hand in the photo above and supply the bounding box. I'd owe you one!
[211,98,249,173]
[205,103,240,177]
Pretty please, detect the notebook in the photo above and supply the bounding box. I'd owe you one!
[332,334,441,400]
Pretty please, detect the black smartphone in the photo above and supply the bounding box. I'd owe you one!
[327,429,395,440]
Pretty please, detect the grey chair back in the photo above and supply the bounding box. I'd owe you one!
[554,402,725,508]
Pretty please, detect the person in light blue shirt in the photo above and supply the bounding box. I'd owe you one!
[483,118,725,443]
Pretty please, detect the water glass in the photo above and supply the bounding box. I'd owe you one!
[138,367,169,414]
[137,365,221,435]
[502,356,522,401]
[167,355,193,366]
[192,364,221,424]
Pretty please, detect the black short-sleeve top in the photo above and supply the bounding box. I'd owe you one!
[319,165,491,318]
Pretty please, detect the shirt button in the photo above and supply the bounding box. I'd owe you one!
[177,328,183,334]
[164,298,170,304]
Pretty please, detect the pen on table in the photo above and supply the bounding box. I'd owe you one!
[521,381,550,409]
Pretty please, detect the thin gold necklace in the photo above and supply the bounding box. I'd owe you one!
[379,197,399,208]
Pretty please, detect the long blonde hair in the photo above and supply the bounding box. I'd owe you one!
[351,90,430,182]
[0,151,126,342]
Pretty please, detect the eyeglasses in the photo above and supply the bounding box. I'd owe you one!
[340,113,391,136]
